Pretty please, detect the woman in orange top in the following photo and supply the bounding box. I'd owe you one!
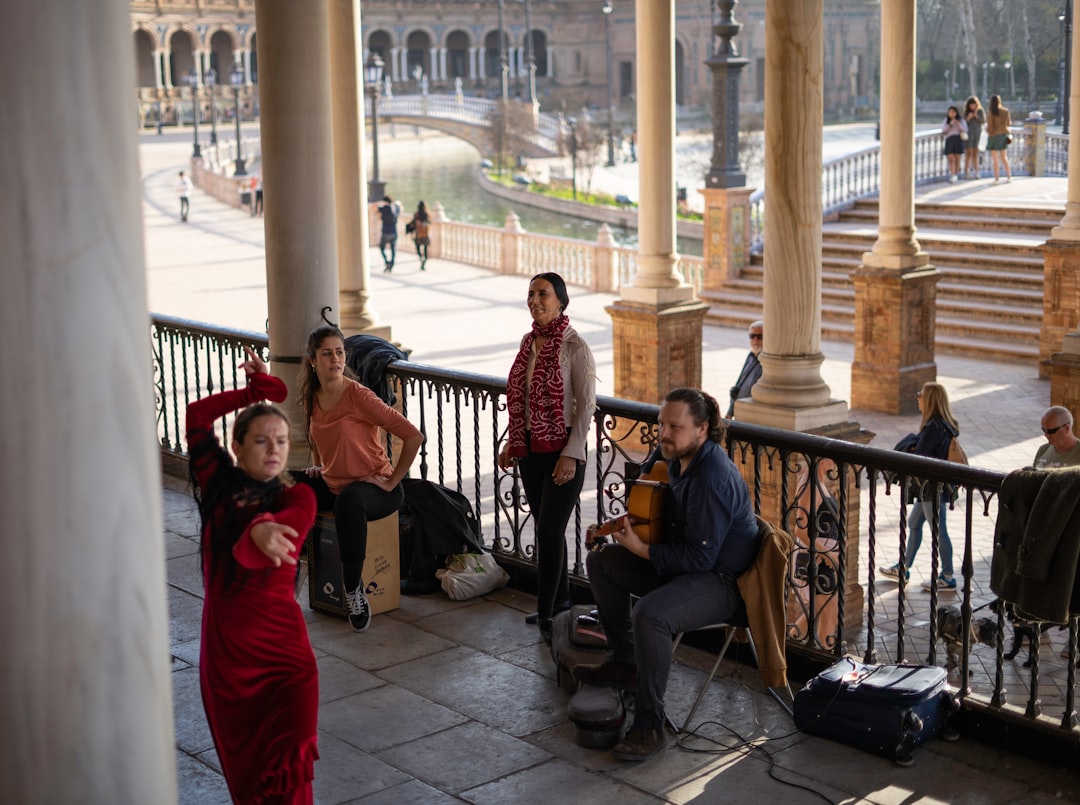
[295,324,423,631]
[984,94,1012,184]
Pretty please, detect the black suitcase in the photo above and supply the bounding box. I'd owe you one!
[567,684,626,748]
[793,658,958,766]
[550,605,609,691]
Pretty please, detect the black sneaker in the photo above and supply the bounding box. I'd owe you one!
[612,723,667,761]
[346,586,371,632]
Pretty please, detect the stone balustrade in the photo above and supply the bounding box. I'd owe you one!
[370,201,705,294]
[189,136,262,210]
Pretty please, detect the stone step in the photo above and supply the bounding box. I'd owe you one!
[838,207,1056,235]
[702,304,1039,363]
[852,197,1063,224]
[746,254,1044,291]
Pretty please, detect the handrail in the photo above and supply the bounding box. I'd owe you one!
[150,313,1080,750]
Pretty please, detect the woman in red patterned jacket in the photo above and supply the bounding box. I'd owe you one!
[498,273,596,642]
[186,346,318,804]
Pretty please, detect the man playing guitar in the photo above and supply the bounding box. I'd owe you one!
[575,388,760,761]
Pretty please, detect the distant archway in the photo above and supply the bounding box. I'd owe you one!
[447,29,469,79]
[406,30,432,84]
[133,29,155,87]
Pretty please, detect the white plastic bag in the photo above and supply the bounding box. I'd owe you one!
[437,552,510,600]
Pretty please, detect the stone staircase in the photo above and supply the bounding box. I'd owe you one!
[702,197,1060,363]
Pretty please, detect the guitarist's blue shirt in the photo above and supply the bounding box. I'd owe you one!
[648,440,759,578]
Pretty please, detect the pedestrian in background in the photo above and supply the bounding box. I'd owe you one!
[726,320,763,418]
[405,200,431,270]
[985,94,1013,184]
[1033,406,1080,469]
[880,382,960,591]
[378,196,399,272]
[177,170,193,222]
[963,96,985,179]
[941,106,967,183]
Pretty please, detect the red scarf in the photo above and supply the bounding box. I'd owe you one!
[506,315,570,457]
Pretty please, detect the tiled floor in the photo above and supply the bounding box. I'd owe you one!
[164,474,1078,804]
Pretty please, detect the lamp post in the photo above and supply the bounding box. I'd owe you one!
[205,68,218,146]
[602,0,615,166]
[1058,8,1067,126]
[186,68,201,158]
[982,61,993,100]
[230,64,246,176]
[1002,60,1011,98]
[959,62,966,97]
[705,0,748,189]
[365,53,386,202]
[522,0,537,107]
[1065,0,1074,134]
[568,116,578,200]
[944,68,950,100]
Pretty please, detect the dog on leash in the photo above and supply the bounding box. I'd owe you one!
[935,606,997,676]
[988,598,1057,668]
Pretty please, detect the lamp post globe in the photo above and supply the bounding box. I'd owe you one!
[230,66,246,176]
[365,53,386,203]
[205,68,218,146]
[186,68,201,158]
[602,0,615,167]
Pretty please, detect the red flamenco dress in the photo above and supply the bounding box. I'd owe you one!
[187,373,319,804]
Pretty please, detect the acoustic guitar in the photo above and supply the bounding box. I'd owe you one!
[591,461,670,545]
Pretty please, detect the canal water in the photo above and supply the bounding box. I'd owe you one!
[376,133,706,256]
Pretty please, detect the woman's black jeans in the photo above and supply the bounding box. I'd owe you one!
[517,447,585,620]
[293,473,403,593]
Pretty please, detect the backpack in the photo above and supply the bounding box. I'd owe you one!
[947,436,968,465]
[414,219,430,239]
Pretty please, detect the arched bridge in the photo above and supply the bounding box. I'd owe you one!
[372,94,566,159]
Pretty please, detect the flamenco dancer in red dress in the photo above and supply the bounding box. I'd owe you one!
[186,347,319,804]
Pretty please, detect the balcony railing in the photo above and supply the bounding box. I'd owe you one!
[152,314,1080,752]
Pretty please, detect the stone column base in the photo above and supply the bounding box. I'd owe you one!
[700,185,755,291]
[606,299,709,404]
[1044,334,1080,421]
[1039,240,1080,379]
[733,399,851,432]
[850,263,939,415]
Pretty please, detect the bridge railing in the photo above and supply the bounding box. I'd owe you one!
[427,205,704,294]
[151,312,1080,750]
[376,94,565,156]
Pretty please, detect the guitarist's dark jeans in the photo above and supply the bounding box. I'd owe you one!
[518,448,585,620]
[586,544,743,730]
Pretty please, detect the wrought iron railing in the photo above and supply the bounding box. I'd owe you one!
[152,314,1079,744]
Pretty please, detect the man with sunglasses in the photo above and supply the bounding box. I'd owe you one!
[726,320,763,418]
[1034,406,1080,469]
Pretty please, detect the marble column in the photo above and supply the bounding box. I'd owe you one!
[390,47,401,81]
[738,0,847,431]
[255,0,340,452]
[2,1,176,800]
[241,48,252,85]
[606,0,706,405]
[153,47,164,88]
[849,0,937,415]
[469,47,478,81]
[328,0,386,338]
[1043,6,1080,393]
